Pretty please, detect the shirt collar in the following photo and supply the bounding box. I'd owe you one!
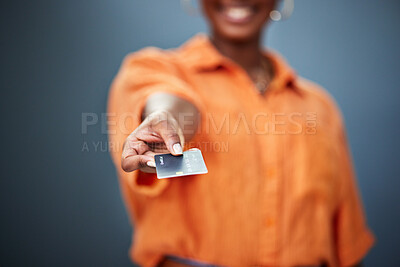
[179,33,297,92]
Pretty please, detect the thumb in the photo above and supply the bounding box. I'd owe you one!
[159,123,185,155]
[148,110,185,155]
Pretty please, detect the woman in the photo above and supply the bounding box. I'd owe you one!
[108,1,374,266]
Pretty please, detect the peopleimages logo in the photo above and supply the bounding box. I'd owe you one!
[81,111,318,136]
[80,111,317,153]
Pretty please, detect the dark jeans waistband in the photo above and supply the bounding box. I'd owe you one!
[164,255,326,267]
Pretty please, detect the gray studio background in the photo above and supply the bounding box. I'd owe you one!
[1,0,399,266]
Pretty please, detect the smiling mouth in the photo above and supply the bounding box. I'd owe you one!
[221,5,256,23]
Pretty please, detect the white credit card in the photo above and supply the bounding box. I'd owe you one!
[154,150,208,179]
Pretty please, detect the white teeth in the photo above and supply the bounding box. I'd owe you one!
[225,7,252,20]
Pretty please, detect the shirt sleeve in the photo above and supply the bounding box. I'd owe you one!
[334,118,375,267]
[107,48,204,197]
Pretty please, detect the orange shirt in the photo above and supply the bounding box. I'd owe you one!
[108,34,374,267]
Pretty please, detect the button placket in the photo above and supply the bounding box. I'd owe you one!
[257,135,281,264]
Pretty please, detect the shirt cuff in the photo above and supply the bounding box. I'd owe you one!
[339,229,375,267]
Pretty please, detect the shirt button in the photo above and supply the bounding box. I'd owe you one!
[265,216,275,227]
[266,167,277,177]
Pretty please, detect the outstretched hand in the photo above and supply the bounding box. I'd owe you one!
[121,110,184,173]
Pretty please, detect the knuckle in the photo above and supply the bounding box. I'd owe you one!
[121,156,139,172]
[138,159,148,169]
[165,132,179,139]
[164,133,180,145]
[121,160,130,172]
[147,111,168,125]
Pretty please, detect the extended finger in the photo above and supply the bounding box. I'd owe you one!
[152,118,184,155]
[121,154,154,172]
[158,127,184,156]
[121,140,151,172]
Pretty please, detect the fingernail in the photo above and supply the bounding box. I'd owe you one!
[146,161,156,168]
[173,143,183,154]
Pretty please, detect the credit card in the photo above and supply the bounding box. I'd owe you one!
[154,149,208,179]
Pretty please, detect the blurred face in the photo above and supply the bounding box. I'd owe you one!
[200,0,277,42]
